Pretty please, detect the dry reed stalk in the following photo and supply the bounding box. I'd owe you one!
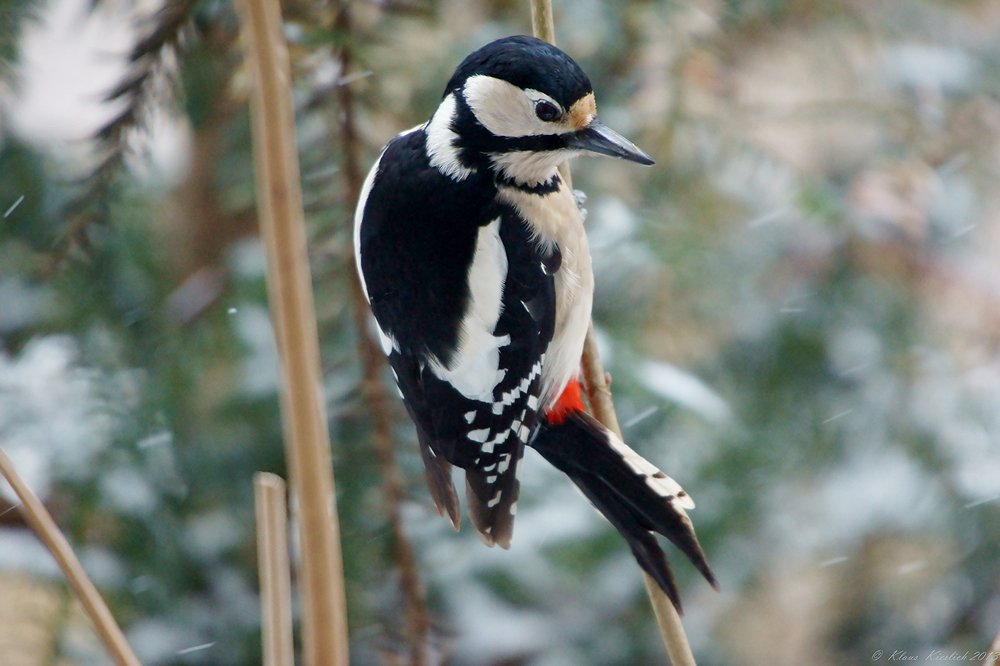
[0,446,143,666]
[527,3,700,663]
[235,0,350,663]
[529,0,556,56]
[333,5,431,664]
[982,631,1000,666]
[254,473,295,666]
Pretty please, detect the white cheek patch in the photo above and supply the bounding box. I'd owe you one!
[464,76,575,138]
[430,218,510,402]
[426,93,476,181]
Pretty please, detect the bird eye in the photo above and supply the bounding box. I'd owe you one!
[535,100,561,122]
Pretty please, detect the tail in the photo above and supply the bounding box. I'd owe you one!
[416,425,462,531]
[529,410,717,613]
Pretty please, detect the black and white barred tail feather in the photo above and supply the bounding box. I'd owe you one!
[529,411,717,612]
[465,448,522,549]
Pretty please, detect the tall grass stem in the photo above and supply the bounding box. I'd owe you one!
[235,0,350,661]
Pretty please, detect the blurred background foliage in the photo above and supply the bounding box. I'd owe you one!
[1,0,1000,664]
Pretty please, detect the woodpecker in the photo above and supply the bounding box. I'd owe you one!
[354,35,716,611]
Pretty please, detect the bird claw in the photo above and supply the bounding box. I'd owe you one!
[573,188,588,220]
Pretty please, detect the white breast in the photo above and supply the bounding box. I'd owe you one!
[497,181,594,410]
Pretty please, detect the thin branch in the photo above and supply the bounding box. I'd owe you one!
[334,4,431,665]
[527,2,701,663]
[579,327,699,666]
[0,446,142,666]
[97,0,196,146]
[529,0,556,46]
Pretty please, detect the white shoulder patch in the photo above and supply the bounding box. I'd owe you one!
[430,218,509,402]
[426,93,476,181]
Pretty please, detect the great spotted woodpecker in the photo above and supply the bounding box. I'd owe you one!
[354,35,716,610]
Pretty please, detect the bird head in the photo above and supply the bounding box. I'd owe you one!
[426,35,653,189]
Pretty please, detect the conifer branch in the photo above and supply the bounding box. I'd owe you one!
[47,0,197,273]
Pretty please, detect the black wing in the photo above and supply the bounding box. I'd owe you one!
[357,129,556,547]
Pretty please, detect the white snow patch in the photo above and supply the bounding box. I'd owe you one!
[0,336,115,503]
[765,445,944,559]
[450,583,554,663]
[0,528,61,576]
[0,278,55,333]
[126,619,205,666]
[231,305,279,397]
[100,465,158,517]
[881,45,976,93]
[183,511,243,561]
[638,360,731,422]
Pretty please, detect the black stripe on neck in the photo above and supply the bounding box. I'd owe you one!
[496,171,561,195]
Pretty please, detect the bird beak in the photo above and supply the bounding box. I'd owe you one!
[567,118,655,165]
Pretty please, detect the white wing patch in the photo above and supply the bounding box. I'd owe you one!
[430,218,510,402]
[426,93,476,182]
[606,431,696,511]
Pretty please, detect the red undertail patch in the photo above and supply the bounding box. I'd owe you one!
[545,378,585,425]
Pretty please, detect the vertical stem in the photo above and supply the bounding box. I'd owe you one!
[530,0,556,45]
[0,447,142,666]
[334,5,431,664]
[526,1,700,662]
[254,473,295,666]
[235,0,350,663]
[982,631,1000,666]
